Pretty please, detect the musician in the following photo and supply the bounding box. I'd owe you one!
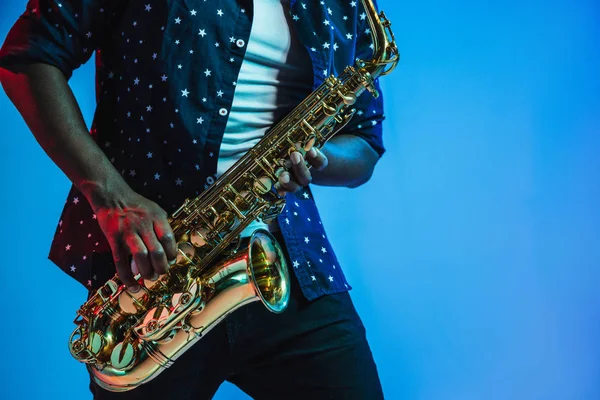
[0,0,386,398]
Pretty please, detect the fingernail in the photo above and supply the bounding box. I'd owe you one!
[281,173,290,184]
[128,285,141,293]
[307,148,318,158]
[150,273,159,281]
[168,259,176,267]
[291,152,302,165]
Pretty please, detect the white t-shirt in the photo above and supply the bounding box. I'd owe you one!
[217,0,313,236]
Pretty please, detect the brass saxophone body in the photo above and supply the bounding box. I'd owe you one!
[68,0,399,392]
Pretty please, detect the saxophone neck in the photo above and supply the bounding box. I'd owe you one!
[359,0,400,79]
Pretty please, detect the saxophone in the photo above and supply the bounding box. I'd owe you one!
[68,0,399,392]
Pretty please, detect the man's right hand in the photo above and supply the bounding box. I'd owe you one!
[0,64,178,293]
[91,188,178,293]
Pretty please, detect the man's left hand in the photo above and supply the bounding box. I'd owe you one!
[276,147,328,195]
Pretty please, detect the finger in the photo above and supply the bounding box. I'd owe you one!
[306,147,328,171]
[111,241,139,292]
[125,234,153,280]
[154,220,178,265]
[131,259,140,275]
[140,230,169,276]
[290,151,312,186]
[278,171,302,193]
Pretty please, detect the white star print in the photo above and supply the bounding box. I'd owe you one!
[46,2,382,297]
[73,197,79,204]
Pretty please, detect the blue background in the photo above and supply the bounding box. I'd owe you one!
[1,0,599,399]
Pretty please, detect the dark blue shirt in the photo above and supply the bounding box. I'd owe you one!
[0,0,385,301]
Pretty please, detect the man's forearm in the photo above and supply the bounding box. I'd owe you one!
[311,134,380,188]
[0,63,132,208]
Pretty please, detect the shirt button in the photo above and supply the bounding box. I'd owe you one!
[236,39,245,48]
[219,108,228,116]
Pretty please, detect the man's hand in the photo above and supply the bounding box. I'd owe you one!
[274,134,380,193]
[276,147,328,195]
[91,188,178,293]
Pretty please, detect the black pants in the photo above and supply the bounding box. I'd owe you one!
[89,265,383,399]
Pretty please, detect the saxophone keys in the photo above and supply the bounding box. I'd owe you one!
[110,341,137,371]
[190,226,211,248]
[171,279,201,310]
[233,190,256,211]
[118,286,149,314]
[253,176,273,194]
[141,307,170,334]
[303,135,316,152]
[176,242,196,266]
[339,91,357,105]
[214,211,237,231]
[89,331,106,355]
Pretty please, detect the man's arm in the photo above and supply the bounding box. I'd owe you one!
[0,64,178,291]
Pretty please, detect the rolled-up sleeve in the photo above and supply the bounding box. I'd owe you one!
[0,0,108,79]
[338,3,387,158]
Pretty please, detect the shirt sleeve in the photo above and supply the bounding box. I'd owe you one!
[337,2,387,158]
[0,0,110,79]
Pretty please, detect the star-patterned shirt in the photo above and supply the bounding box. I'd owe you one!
[0,0,385,301]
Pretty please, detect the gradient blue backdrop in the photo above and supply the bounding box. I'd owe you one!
[1,1,598,399]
